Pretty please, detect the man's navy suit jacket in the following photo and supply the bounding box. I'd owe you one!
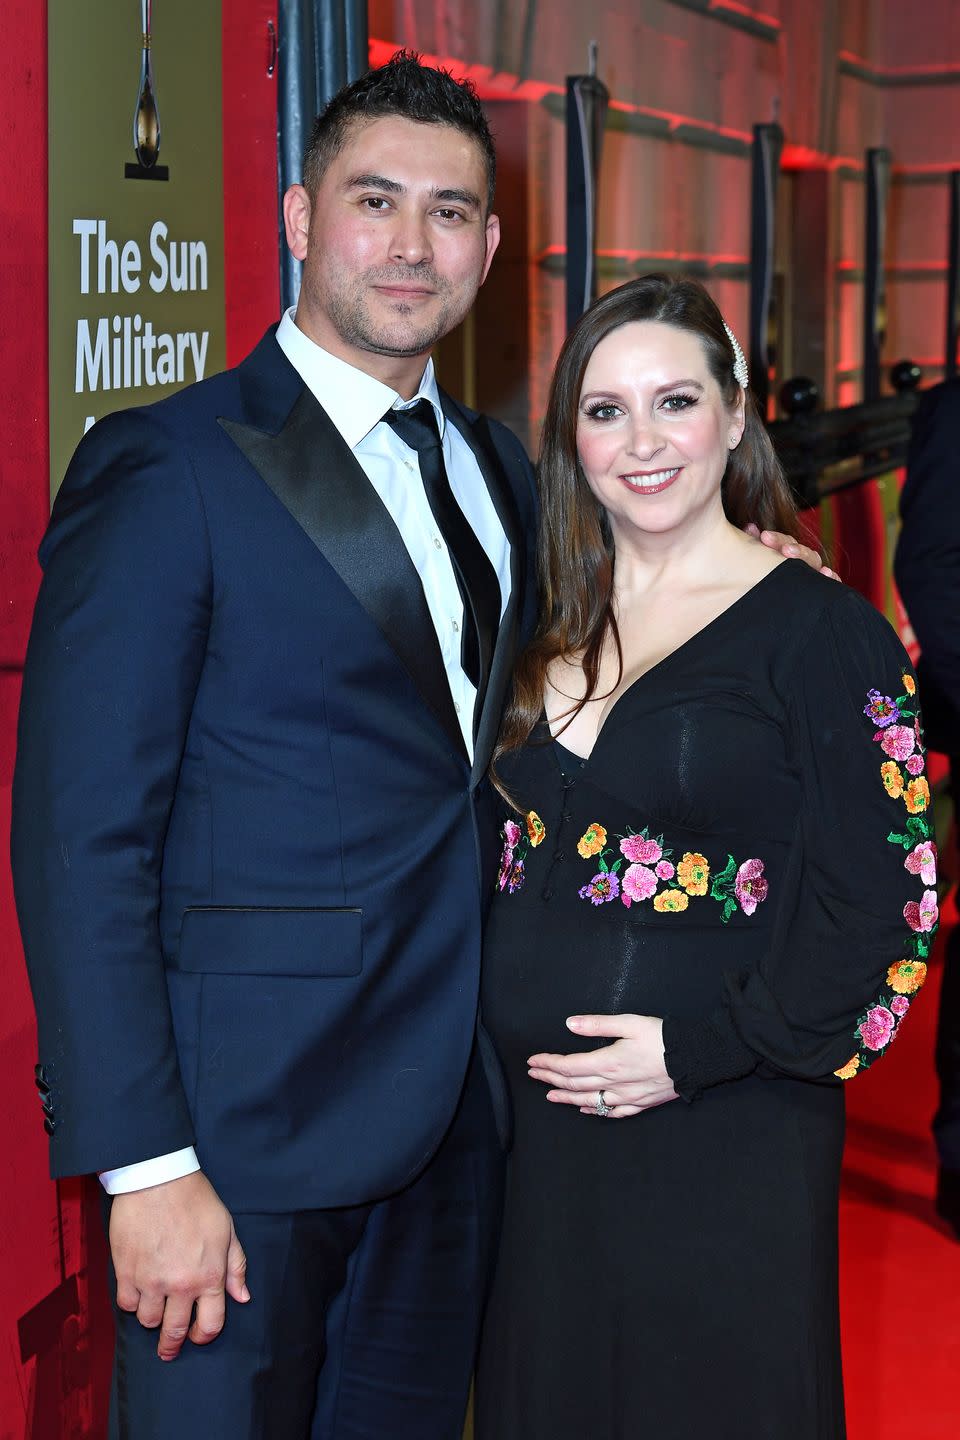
[11,329,538,1213]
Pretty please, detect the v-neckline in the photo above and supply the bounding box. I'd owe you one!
[546,559,795,766]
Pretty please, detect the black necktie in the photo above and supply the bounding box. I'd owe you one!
[383,399,502,720]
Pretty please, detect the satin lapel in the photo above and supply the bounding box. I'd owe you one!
[219,386,468,764]
[441,395,528,783]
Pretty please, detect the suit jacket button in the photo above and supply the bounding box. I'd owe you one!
[43,1116,56,1136]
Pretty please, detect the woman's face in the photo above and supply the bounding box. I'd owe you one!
[575,320,744,544]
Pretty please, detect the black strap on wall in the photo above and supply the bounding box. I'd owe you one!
[947,170,960,380]
[565,52,608,333]
[276,0,369,312]
[748,123,783,420]
[863,147,891,403]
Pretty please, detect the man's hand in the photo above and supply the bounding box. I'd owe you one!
[527,1013,679,1119]
[109,1170,250,1361]
[746,522,840,580]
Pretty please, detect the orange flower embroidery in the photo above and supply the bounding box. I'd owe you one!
[653,890,689,913]
[577,823,607,859]
[834,1055,860,1080]
[902,673,916,696]
[886,958,928,995]
[880,761,904,799]
[526,811,546,847]
[904,776,930,814]
[677,852,710,896]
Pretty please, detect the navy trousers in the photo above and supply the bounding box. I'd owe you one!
[107,1050,503,1439]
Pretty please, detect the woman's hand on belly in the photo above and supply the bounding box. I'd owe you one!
[527,1014,679,1119]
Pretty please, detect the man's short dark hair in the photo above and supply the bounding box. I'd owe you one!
[302,50,496,210]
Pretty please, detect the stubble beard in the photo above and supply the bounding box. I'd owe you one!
[317,267,476,358]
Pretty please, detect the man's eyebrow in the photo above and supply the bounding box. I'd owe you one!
[431,187,481,208]
[345,173,404,193]
[343,175,481,209]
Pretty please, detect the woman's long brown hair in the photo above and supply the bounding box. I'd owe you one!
[492,273,800,802]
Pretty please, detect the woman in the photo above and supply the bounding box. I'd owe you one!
[476,275,935,1439]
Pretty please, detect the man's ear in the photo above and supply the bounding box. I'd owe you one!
[282,185,311,262]
[479,212,501,286]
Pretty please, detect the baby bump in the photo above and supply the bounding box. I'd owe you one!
[481,899,767,1069]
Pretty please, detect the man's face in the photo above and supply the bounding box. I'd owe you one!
[285,116,500,376]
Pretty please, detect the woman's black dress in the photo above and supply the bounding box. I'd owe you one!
[476,562,936,1440]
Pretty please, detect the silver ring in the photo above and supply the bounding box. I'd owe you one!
[595,1090,610,1117]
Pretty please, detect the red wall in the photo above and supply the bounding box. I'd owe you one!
[0,6,279,1434]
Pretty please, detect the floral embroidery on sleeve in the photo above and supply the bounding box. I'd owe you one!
[835,672,935,1079]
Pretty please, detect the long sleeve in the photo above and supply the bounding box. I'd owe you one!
[11,408,212,1176]
[663,589,936,1099]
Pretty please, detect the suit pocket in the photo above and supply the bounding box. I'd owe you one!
[168,908,364,1185]
[176,905,362,977]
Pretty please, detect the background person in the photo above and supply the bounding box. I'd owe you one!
[895,375,960,1239]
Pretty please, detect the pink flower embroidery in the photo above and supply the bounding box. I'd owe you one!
[890,995,910,1018]
[734,858,768,916]
[621,864,658,906]
[497,845,514,892]
[620,834,662,864]
[858,1004,895,1051]
[904,841,937,887]
[880,725,915,761]
[579,871,620,905]
[903,889,939,933]
[864,690,899,727]
[503,820,521,849]
[906,754,925,775]
[656,860,675,880]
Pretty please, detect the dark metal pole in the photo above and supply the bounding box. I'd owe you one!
[748,123,783,419]
[277,1,369,312]
[863,147,892,402]
[947,170,960,379]
[565,45,608,332]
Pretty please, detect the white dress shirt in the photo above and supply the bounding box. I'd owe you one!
[100,311,512,1194]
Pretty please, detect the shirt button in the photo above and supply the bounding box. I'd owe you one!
[454,702,461,714]
[452,619,460,632]
[433,537,442,550]
[553,850,565,862]
[561,811,572,822]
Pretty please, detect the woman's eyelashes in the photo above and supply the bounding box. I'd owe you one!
[581,391,699,422]
[582,401,623,421]
[660,391,698,412]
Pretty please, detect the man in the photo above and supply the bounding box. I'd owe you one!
[12,51,821,1438]
[895,376,960,1240]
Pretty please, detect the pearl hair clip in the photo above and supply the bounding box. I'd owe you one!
[723,321,749,390]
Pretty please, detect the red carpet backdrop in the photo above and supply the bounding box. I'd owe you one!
[3,1,960,1434]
